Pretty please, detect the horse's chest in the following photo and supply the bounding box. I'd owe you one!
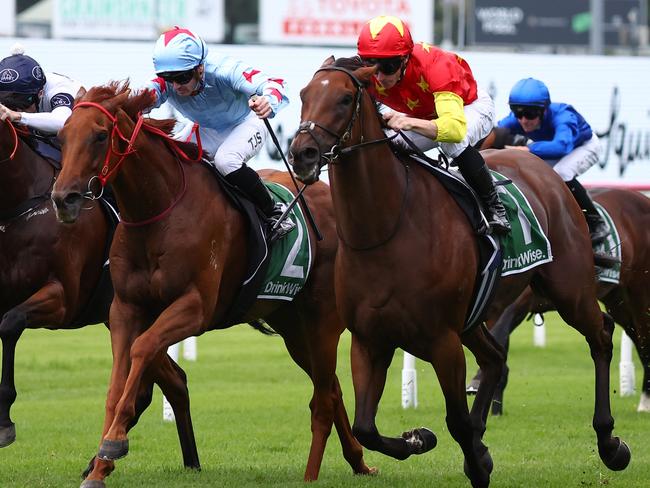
[112,258,184,305]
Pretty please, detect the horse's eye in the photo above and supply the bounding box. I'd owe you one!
[96,131,108,142]
[341,94,353,105]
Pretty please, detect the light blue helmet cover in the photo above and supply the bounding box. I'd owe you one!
[508,78,550,107]
[153,27,207,74]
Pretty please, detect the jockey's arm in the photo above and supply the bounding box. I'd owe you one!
[16,105,72,135]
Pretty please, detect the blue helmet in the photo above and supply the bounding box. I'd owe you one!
[153,27,207,74]
[0,53,46,95]
[508,78,550,108]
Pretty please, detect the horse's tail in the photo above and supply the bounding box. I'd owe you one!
[247,318,277,336]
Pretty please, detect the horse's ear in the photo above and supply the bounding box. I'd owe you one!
[354,66,377,86]
[321,56,335,68]
[104,89,131,116]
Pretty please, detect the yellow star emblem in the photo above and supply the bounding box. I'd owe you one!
[368,15,405,38]
[419,42,433,53]
[416,76,429,92]
[406,98,420,111]
[374,81,387,96]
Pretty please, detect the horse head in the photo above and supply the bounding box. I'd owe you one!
[52,81,156,223]
[290,56,377,184]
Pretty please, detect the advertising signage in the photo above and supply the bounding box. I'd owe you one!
[471,0,645,47]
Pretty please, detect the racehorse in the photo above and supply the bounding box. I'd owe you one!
[468,188,650,415]
[50,81,372,487]
[0,117,201,477]
[289,56,630,486]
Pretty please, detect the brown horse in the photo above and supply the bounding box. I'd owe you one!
[289,57,630,487]
[50,82,371,487]
[0,118,200,477]
[469,188,650,415]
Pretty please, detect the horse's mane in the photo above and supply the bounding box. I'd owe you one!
[80,80,203,161]
[333,56,366,71]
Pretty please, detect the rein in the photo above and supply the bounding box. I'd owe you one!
[0,119,20,164]
[73,101,203,227]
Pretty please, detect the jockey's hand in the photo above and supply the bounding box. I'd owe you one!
[249,95,272,119]
[505,144,530,151]
[0,103,21,123]
[384,111,437,139]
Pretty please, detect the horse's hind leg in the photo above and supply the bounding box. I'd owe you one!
[0,330,22,447]
[542,274,631,471]
[350,335,436,461]
[431,330,491,488]
[272,308,371,480]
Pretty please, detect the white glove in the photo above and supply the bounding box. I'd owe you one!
[0,103,21,122]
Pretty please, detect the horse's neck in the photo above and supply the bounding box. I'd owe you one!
[329,133,410,247]
[111,137,185,224]
[0,130,52,211]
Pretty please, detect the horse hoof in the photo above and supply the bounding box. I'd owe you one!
[464,445,494,477]
[466,380,480,395]
[80,480,106,488]
[97,438,129,461]
[490,400,503,416]
[401,427,437,455]
[0,423,16,448]
[599,437,631,471]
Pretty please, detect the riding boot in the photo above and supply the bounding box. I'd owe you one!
[565,178,609,244]
[225,165,296,240]
[456,146,511,235]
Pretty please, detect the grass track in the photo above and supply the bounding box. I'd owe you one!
[0,312,648,487]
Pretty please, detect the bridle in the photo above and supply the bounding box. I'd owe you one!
[294,66,398,168]
[294,65,410,251]
[72,101,202,227]
[0,118,20,164]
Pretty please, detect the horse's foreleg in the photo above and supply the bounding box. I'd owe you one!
[0,281,66,447]
[100,292,204,461]
[431,330,491,488]
[350,335,433,460]
[150,353,200,470]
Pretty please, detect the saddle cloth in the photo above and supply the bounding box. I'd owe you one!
[593,203,622,284]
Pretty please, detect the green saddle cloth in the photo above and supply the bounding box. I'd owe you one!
[257,182,313,301]
[593,203,622,284]
[492,171,553,276]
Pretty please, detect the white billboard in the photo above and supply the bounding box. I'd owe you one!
[1,1,16,36]
[259,0,434,46]
[52,0,224,41]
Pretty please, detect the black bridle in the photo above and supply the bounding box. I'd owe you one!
[295,66,398,168]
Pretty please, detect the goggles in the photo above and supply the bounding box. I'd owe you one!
[0,91,38,111]
[510,105,544,120]
[158,69,196,85]
[364,57,404,75]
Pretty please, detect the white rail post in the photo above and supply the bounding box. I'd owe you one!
[619,331,636,397]
[182,336,197,361]
[533,313,546,347]
[162,342,180,422]
[401,351,418,409]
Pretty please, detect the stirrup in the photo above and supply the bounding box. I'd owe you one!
[267,203,296,242]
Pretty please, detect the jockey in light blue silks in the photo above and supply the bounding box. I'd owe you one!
[145,26,294,240]
[498,77,609,244]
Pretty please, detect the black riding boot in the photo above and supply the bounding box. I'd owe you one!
[565,178,609,244]
[456,146,511,235]
[225,165,296,240]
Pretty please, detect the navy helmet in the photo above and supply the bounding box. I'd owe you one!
[0,53,46,95]
[508,78,550,108]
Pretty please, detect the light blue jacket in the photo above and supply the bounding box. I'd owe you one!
[147,53,289,133]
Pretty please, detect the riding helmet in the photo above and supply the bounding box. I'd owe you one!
[508,78,551,108]
[357,16,414,58]
[153,26,207,74]
[0,51,46,95]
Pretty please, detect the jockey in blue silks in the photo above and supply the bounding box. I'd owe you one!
[0,45,84,136]
[498,78,609,244]
[145,26,294,240]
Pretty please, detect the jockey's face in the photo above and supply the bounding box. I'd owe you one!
[518,114,542,133]
[365,56,407,90]
[170,65,204,96]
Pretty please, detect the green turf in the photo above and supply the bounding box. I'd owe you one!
[0,313,647,487]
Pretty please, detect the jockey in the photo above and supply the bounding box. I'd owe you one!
[146,26,295,240]
[357,15,510,235]
[498,78,609,244]
[0,45,84,138]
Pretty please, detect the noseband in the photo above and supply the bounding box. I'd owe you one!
[295,66,396,168]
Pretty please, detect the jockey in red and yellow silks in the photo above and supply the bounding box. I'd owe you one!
[357,15,511,235]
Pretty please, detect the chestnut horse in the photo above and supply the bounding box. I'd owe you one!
[51,82,371,487]
[289,57,630,487]
[0,118,200,477]
[469,188,650,415]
